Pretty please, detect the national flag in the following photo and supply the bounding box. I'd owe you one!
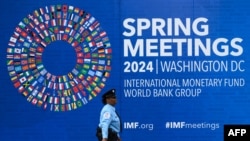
[39,33,45,39]
[43,103,47,110]
[83,47,90,53]
[68,37,73,43]
[91,91,97,97]
[105,43,111,47]
[50,5,55,12]
[22,65,29,71]
[33,18,39,25]
[39,8,45,15]
[29,64,36,69]
[65,27,70,33]
[65,82,70,89]
[76,74,83,80]
[104,72,110,77]
[105,66,111,71]
[91,59,98,64]
[41,41,47,47]
[43,30,49,37]
[94,36,101,42]
[40,69,47,76]
[20,31,28,37]
[14,48,21,53]
[6,55,13,59]
[18,85,25,92]
[91,65,97,70]
[77,58,83,64]
[13,54,21,60]
[42,94,48,102]
[61,97,65,104]
[10,37,17,43]
[97,66,104,71]
[73,86,79,93]
[81,69,87,75]
[53,83,58,89]
[73,15,79,23]
[74,7,80,13]
[8,66,14,72]
[82,30,89,37]
[98,54,105,58]
[56,12,62,18]
[91,30,98,37]
[7,60,13,65]
[7,48,13,53]
[31,89,38,96]
[62,5,68,12]
[68,20,73,28]
[18,22,26,29]
[18,37,25,42]
[51,19,56,26]
[90,82,97,87]
[91,53,98,58]
[38,15,44,22]
[105,48,112,54]
[48,96,53,103]
[32,98,38,105]
[77,52,84,58]
[68,6,74,13]
[88,41,95,47]
[51,75,56,82]
[33,10,39,17]
[88,70,95,76]
[59,83,64,90]
[96,42,103,47]
[37,92,43,99]
[23,91,29,97]
[98,48,105,53]
[21,60,27,65]
[95,71,102,77]
[100,31,107,37]
[54,97,59,104]
[37,100,43,107]
[69,30,76,36]
[14,81,21,88]
[71,41,78,47]
[63,75,68,82]
[99,82,105,88]
[62,34,68,41]
[83,64,90,69]
[89,25,95,31]
[8,42,15,47]
[44,13,50,20]
[66,104,71,111]
[19,76,27,83]
[86,36,92,42]
[102,37,109,43]
[23,42,30,47]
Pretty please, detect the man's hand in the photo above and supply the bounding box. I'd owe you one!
[102,138,108,141]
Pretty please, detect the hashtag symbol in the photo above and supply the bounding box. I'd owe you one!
[166,122,170,128]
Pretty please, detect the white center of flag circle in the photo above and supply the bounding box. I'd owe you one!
[6,4,112,112]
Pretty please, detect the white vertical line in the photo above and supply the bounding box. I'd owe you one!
[156,59,158,74]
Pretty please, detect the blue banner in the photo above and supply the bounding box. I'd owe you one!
[1,0,250,141]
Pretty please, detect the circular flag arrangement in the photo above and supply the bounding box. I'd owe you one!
[6,4,112,112]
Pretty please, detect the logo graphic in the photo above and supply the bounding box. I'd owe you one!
[6,5,112,112]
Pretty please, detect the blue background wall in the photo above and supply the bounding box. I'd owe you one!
[1,0,250,141]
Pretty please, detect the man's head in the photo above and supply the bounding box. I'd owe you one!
[102,89,117,105]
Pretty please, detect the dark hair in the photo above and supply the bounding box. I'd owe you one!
[102,97,107,104]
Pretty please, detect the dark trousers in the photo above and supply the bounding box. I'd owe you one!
[96,127,118,141]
